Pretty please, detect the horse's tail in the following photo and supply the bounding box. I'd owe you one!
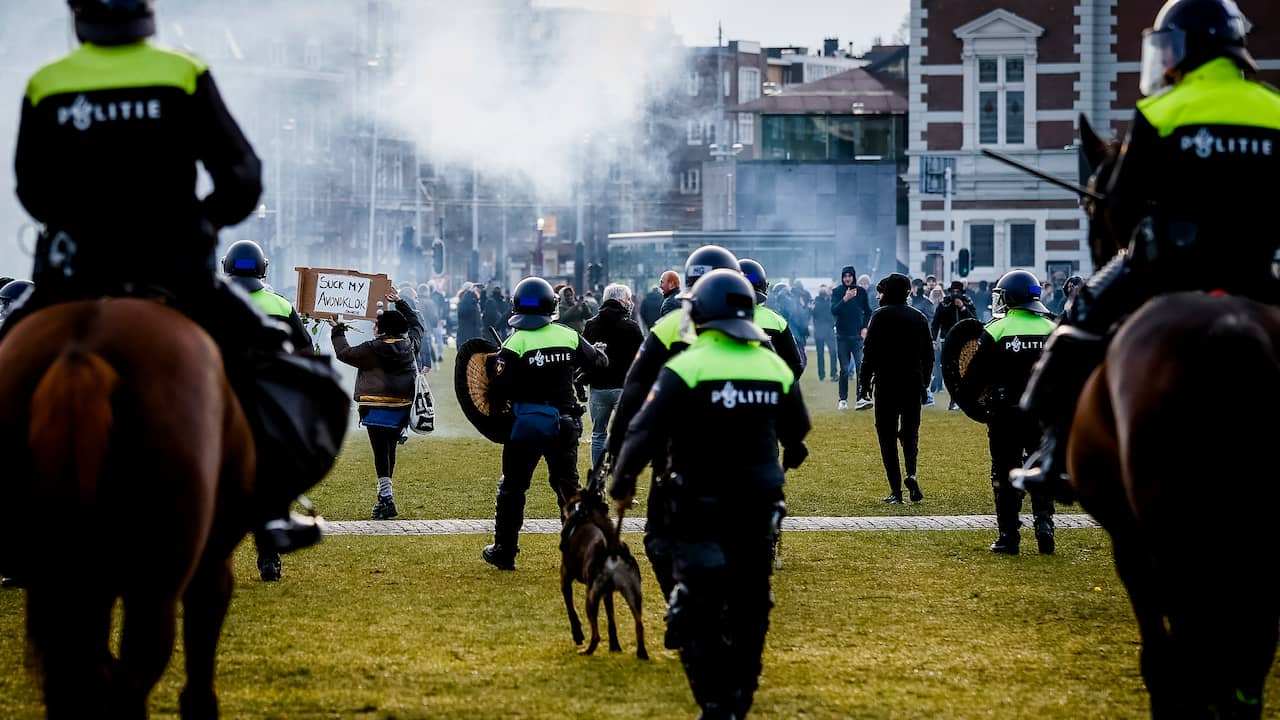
[29,350,121,503]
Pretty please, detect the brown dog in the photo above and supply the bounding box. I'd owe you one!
[559,488,648,659]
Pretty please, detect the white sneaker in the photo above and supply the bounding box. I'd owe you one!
[854,398,873,411]
[837,400,849,411]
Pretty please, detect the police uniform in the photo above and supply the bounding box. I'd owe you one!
[1018,0,1280,497]
[612,269,810,720]
[966,276,1057,554]
[6,5,345,554]
[484,299,606,568]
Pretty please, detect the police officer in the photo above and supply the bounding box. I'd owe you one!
[220,240,309,582]
[222,240,311,354]
[611,269,810,720]
[605,244,742,600]
[1015,0,1280,500]
[0,280,33,322]
[482,277,607,570]
[739,258,806,380]
[966,270,1057,554]
[5,0,344,552]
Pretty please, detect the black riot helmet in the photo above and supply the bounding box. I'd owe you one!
[221,240,269,293]
[991,270,1049,318]
[509,276,556,330]
[68,0,156,46]
[738,258,769,303]
[683,245,740,288]
[1140,0,1256,96]
[687,269,769,343]
[0,279,34,319]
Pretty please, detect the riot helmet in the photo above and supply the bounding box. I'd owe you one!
[991,269,1049,318]
[739,258,769,301]
[687,269,768,343]
[509,276,556,330]
[0,279,34,320]
[221,240,269,293]
[68,0,156,46]
[683,245,740,289]
[1140,0,1256,96]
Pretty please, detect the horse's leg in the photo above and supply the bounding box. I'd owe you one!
[179,552,235,720]
[27,586,116,720]
[562,567,584,646]
[115,590,180,720]
[604,589,621,652]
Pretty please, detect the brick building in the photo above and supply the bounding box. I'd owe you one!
[906,0,1280,286]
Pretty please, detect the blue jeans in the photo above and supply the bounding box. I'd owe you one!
[589,387,623,467]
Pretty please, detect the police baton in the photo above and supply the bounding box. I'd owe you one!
[980,148,1106,202]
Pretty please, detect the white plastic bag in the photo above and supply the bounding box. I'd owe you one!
[409,371,436,434]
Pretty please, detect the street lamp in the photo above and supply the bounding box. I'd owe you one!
[709,143,744,230]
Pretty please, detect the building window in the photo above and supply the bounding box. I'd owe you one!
[1010,223,1036,266]
[686,71,700,96]
[680,168,701,195]
[971,224,995,267]
[976,55,1027,146]
[392,152,404,190]
[738,67,760,103]
[724,71,731,97]
[686,119,703,146]
[706,121,717,147]
[737,113,754,146]
[304,39,322,69]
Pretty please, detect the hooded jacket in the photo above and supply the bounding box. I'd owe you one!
[831,265,871,337]
[332,298,424,407]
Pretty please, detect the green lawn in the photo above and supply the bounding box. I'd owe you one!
[2,348,1277,718]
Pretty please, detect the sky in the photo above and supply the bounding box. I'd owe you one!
[538,0,912,52]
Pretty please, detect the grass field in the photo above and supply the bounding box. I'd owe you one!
[1,348,1277,718]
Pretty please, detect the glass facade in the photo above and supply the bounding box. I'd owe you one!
[761,115,906,163]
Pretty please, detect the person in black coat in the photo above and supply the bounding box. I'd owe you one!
[456,284,483,345]
[581,284,644,467]
[331,291,425,520]
[639,285,663,333]
[930,281,978,410]
[859,273,935,504]
[831,264,873,410]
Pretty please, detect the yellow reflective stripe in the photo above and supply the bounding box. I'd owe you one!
[502,322,580,356]
[27,41,207,106]
[1138,59,1280,137]
[666,330,794,392]
[249,290,294,319]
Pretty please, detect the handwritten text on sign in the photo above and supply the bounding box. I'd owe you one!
[314,273,371,316]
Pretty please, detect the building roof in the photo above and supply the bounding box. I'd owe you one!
[735,67,907,115]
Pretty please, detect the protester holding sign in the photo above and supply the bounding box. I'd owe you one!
[330,290,425,520]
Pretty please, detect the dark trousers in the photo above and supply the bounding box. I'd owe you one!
[493,419,582,550]
[988,411,1054,534]
[644,473,677,601]
[671,497,779,719]
[813,334,836,380]
[366,425,401,478]
[836,335,863,401]
[873,387,922,495]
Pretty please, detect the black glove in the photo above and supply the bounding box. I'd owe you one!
[782,442,809,470]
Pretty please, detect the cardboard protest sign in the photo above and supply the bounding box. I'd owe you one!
[294,267,393,321]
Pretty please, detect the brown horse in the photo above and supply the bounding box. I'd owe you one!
[1071,116,1280,718]
[0,299,254,720]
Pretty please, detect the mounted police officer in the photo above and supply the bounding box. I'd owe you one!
[612,268,809,720]
[4,0,348,554]
[966,271,1057,554]
[222,240,311,354]
[605,244,743,601]
[1016,0,1280,501]
[739,258,806,380]
[481,276,607,570]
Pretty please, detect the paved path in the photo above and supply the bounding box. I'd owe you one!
[327,514,1100,536]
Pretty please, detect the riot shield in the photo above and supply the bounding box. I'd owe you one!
[454,337,513,444]
[941,318,991,423]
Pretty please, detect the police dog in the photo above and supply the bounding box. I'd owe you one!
[559,488,648,659]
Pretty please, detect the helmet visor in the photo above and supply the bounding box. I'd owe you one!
[1140,28,1186,97]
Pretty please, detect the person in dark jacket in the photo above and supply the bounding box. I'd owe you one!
[331,291,425,521]
[455,284,483,344]
[831,265,872,410]
[931,281,978,410]
[811,285,837,381]
[555,284,593,333]
[481,285,507,340]
[658,270,682,317]
[639,285,663,333]
[582,283,644,467]
[859,274,935,504]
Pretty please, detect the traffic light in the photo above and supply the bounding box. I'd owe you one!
[957,248,971,278]
[587,262,602,289]
[431,238,445,275]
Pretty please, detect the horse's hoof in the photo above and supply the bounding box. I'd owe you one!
[637,647,649,661]
[579,642,598,656]
[572,631,584,645]
[609,643,622,653]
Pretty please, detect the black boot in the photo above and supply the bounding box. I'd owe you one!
[904,475,923,503]
[1034,518,1055,555]
[482,544,517,571]
[991,487,1023,555]
[990,533,1020,555]
[257,551,282,582]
